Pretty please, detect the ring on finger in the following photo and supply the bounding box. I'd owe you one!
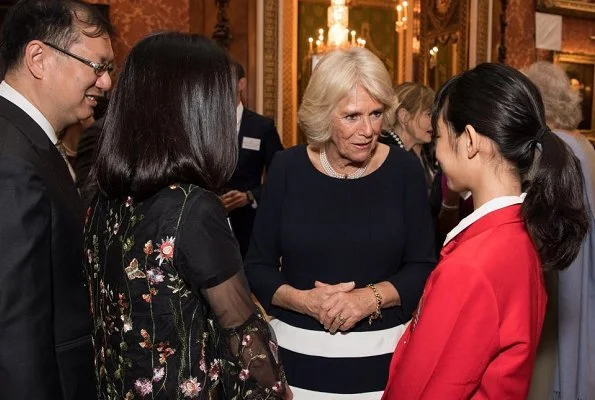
[337,314,346,324]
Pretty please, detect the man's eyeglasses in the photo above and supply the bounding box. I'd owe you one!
[43,41,114,76]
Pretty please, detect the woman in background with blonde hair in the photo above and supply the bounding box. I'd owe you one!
[380,82,436,188]
[381,82,467,252]
[525,60,595,400]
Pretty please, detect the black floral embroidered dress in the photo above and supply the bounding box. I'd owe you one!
[84,184,286,399]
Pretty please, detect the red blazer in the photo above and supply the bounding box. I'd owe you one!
[383,205,546,400]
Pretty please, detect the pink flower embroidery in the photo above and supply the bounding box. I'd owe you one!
[180,377,201,398]
[268,340,279,364]
[272,381,283,393]
[143,240,153,256]
[118,293,129,310]
[134,378,152,396]
[241,334,252,347]
[199,358,207,373]
[152,366,165,382]
[139,329,152,349]
[155,237,175,265]
[87,249,92,264]
[141,288,158,303]
[156,342,176,364]
[239,368,250,381]
[125,196,133,207]
[208,359,220,381]
[146,268,164,285]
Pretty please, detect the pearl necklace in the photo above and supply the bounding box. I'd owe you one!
[384,130,405,149]
[319,147,370,179]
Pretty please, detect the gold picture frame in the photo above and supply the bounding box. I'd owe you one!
[536,0,595,19]
[554,53,595,141]
[419,0,470,90]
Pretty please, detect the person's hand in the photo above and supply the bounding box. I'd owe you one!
[301,281,355,321]
[317,283,377,333]
[442,186,460,208]
[438,187,461,233]
[283,383,293,399]
[220,190,250,212]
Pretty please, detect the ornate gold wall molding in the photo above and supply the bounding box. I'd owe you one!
[537,0,595,18]
[476,0,490,63]
[262,0,278,120]
[281,1,298,146]
[420,0,469,84]
[299,0,395,6]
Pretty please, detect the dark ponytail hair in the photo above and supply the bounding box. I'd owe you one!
[432,63,588,270]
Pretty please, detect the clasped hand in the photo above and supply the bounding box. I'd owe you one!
[220,190,249,212]
[303,281,376,334]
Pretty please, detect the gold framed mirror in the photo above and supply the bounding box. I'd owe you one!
[419,0,469,90]
[536,0,595,19]
[554,52,595,138]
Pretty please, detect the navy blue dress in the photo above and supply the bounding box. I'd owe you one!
[245,145,436,398]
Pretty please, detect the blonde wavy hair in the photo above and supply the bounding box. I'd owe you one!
[393,82,434,125]
[524,61,582,130]
[298,47,396,147]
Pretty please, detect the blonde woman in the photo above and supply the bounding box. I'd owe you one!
[380,82,436,188]
[245,48,436,399]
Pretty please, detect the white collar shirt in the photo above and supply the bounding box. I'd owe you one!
[444,193,527,245]
[0,80,57,144]
[236,102,244,134]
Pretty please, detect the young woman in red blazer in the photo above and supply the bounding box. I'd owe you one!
[383,63,589,400]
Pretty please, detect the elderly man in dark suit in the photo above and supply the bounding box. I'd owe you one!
[0,1,114,398]
[221,61,283,258]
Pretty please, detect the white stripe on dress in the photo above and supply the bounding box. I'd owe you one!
[289,385,384,400]
[269,318,408,358]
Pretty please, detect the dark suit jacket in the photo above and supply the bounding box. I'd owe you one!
[0,97,96,399]
[225,108,283,258]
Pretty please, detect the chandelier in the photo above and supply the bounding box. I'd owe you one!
[307,0,366,55]
[395,0,408,33]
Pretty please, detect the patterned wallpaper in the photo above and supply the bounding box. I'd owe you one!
[563,16,595,55]
[86,0,190,68]
[505,0,536,69]
[506,0,595,69]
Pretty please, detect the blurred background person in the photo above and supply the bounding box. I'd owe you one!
[378,81,464,255]
[379,82,436,189]
[56,114,96,182]
[85,32,289,399]
[245,47,436,399]
[75,94,109,193]
[383,63,589,399]
[526,61,595,400]
[220,60,283,259]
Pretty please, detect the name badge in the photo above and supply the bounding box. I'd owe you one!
[242,137,261,151]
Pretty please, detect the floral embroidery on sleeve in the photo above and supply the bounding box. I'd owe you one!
[83,185,286,399]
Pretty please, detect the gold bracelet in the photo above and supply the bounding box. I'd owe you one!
[366,283,383,325]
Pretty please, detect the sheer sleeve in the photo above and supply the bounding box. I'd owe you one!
[203,272,287,398]
[175,187,287,398]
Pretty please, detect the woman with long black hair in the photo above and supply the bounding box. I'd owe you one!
[383,63,589,399]
[84,32,289,399]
